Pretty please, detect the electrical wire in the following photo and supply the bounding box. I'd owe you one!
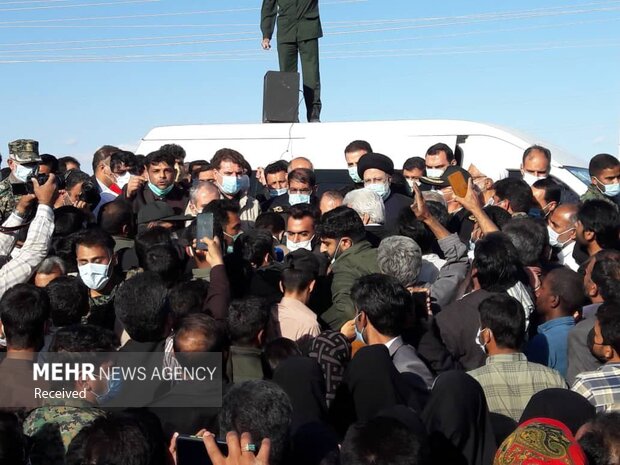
[0,0,158,13]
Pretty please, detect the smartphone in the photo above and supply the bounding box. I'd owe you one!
[176,434,228,465]
[448,171,468,198]
[196,212,214,250]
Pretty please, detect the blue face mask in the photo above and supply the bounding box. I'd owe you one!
[224,231,243,254]
[354,312,366,344]
[94,374,123,405]
[289,193,311,205]
[596,178,620,198]
[365,182,390,200]
[239,175,250,193]
[148,181,174,197]
[348,166,362,184]
[269,188,287,198]
[219,175,241,195]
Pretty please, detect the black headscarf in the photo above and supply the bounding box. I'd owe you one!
[308,330,351,406]
[422,371,496,465]
[519,388,596,435]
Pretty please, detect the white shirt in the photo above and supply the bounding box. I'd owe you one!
[384,336,399,350]
[558,241,580,272]
[93,178,119,218]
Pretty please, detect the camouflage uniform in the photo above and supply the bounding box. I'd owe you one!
[23,402,105,451]
[580,184,620,208]
[0,139,41,222]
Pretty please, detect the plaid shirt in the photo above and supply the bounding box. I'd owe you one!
[572,363,620,413]
[0,204,54,298]
[468,352,567,421]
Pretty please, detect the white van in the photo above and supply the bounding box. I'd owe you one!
[137,119,590,195]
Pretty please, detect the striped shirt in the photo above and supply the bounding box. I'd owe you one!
[572,363,620,413]
[468,352,567,421]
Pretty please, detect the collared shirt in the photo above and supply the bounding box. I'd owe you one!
[93,178,120,217]
[0,204,54,298]
[274,296,321,343]
[526,316,575,378]
[384,336,399,350]
[558,241,579,272]
[468,353,567,421]
[572,363,620,413]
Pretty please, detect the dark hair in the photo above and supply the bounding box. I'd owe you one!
[91,145,120,173]
[110,150,137,172]
[503,218,548,266]
[255,212,286,235]
[403,156,426,172]
[479,294,525,349]
[597,301,620,354]
[473,232,523,292]
[159,143,186,162]
[318,206,366,242]
[522,145,552,164]
[203,199,240,230]
[50,324,119,352]
[351,274,411,338]
[265,160,289,177]
[0,283,50,350]
[211,148,246,170]
[114,272,170,343]
[578,200,620,250]
[98,199,136,238]
[145,150,175,169]
[545,267,586,315]
[578,412,620,465]
[426,201,450,228]
[45,276,89,327]
[143,244,183,287]
[532,177,562,204]
[227,297,270,346]
[174,313,223,354]
[73,227,116,257]
[134,154,146,175]
[70,413,159,465]
[39,153,59,173]
[341,416,428,465]
[264,338,302,376]
[234,229,274,267]
[58,156,81,174]
[425,142,454,162]
[289,203,321,223]
[281,266,315,294]
[591,252,620,302]
[288,168,316,188]
[169,280,210,321]
[0,412,28,465]
[589,153,620,178]
[134,227,173,268]
[218,380,292,465]
[54,206,88,237]
[493,178,536,213]
[483,205,513,230]
[345,140,373,154]
[64,169,91,192]
[397,209,434,254]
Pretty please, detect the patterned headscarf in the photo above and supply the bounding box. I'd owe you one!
[308,330,351,406]
[494,418,587,465]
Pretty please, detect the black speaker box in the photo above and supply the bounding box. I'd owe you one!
[263,71,300,123]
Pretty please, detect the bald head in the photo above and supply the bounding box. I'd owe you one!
[173,313,221,353]
[288,157,314,172]
[319,190,344,214]
[551,204,579,227]
[189,181,220,215]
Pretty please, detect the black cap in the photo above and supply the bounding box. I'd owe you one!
[419,165,471,189]
[137,201,193,224]
[284,249,320,278]
[357,153,395,178]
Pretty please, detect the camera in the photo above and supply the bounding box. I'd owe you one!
[78,180,101,210]
[26,166,65,194]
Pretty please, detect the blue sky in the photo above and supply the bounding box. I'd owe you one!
[1,0,619,170]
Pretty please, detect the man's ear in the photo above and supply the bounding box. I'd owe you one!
[451,159,457,166]
[257,329,265,346]
[361,213,370,225]
[308,279,316,294]
[279,280,284,294]
[550,294,561,309]
[0,321,4,339]
[341,237,353,250]
[584,230,595,243]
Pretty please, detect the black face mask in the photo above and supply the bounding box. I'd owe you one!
[587,328,608,363]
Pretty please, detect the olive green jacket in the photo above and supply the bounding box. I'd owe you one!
[261,0,323,44]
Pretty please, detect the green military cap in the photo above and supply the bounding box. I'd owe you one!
[8,139,41,163]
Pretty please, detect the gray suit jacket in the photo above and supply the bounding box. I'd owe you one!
[567,309,603,385]
[388,336,434,389]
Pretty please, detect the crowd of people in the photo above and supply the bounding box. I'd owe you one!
[0,136,619,465]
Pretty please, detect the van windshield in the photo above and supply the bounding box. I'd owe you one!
[564,166,590,187]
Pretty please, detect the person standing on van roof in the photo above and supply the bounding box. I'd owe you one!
[581,153,620,207]
[261,0,322,123]
[210,148,261,230]
[344,140,372,186]
[357,153,412,231]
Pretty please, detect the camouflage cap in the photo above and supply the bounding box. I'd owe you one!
[8,139,41,163]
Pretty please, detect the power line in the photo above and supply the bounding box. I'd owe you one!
[0,0,158,12]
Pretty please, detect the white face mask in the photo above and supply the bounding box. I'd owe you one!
[78,262,111,291]
[475,327,488,353]
[14,162,35,182]
[522,171,548,187]
[115,172,131,189]
[405,178,420,190]
[426,167,445,179]
[287,235,314,252]
[547,225,575,248]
